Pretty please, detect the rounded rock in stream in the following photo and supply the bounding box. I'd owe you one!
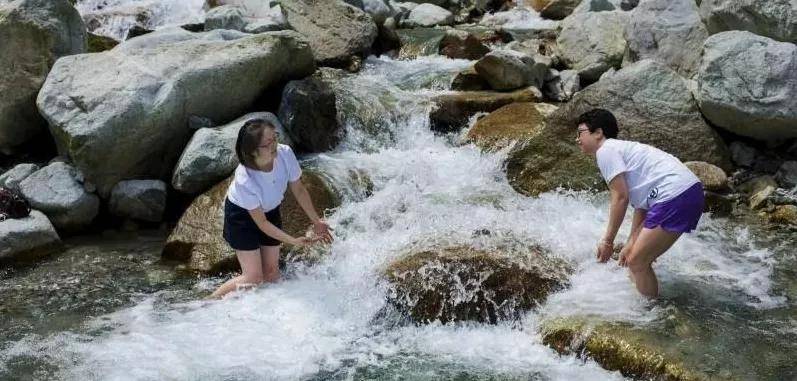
[383,245,571,324]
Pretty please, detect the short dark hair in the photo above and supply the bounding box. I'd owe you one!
[235,118,276,169]
[575,109,618,139]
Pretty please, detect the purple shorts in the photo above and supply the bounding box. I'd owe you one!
[644,182,704,233]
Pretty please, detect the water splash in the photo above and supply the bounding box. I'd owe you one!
[76,0,206,40]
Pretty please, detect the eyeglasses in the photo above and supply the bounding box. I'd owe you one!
[576,128,590,139]
[257,133,279,149]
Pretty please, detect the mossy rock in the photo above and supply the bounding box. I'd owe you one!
[162,170,340,274]
[87,32,118,53]
[467,102,553,151]
[541,319,715,381]
[384,245,571,324]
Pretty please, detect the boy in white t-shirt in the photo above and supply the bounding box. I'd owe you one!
[210,118,333,299]
[575,109,704,298]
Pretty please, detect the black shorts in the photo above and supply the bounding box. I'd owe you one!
[223,198,283,250]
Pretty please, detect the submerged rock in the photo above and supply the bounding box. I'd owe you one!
[384,245,571,324]
[541,319,709,381]
[396,28,447,59]
[507,59,731,196]
[769,204,797,225]
[0,210,61,266]
[162,171,339,273]
[0,0,86,154]
[429,86,542,132]
[37,28,314,196]
[696,31,797,140]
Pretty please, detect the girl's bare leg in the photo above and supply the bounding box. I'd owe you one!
[625,227,681,298]
[260,245,281,283]
[209,249,264,299]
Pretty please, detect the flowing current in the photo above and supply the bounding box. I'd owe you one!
[2,54,794,380]
[3,3,797,376]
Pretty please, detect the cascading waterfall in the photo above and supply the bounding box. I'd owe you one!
[1,53,792,380]
[76,0,206,40]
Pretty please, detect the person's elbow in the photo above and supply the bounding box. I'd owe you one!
[611,189,629,205]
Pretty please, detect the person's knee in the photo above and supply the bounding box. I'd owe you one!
[626,252,651,273]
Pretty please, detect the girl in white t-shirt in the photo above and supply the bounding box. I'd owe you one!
[575,109,704,298]
[210,118,333,299]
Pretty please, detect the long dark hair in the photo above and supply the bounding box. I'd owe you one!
[235,118,276,169]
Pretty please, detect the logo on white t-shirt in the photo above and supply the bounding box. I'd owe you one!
[648,187,659,199]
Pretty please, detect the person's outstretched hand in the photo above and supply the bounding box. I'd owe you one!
[596,240,613,263]
[618,244,632,267]
[312,220,334,244]
[291,237,319,247]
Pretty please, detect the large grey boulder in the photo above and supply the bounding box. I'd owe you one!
[18,162,99,231]
[204,3,287,33]
[0,211,60,265]
[278,70,343,153]
[280,0,378,66]
[36,28,315,196]
[0,163,39,192]
[109,180,167,222]
[402,3,453,27]
[507,59,731,196]
[172,112,289,194]
[0,0,86,154]
[624,0,708,77]
[699,0,797,44]
[696,31,797,140]
[474,50,550,91]
[776,161,797,188]
[557,10,629,82]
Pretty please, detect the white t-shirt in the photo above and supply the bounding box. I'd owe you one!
[226,144,302,211]
[596,139,699,210]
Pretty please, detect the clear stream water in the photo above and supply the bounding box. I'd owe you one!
[2,3,796,380]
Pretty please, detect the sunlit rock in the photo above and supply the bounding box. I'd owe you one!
[684,161,728,192]
[37,28,315,196]
[0,211,61,266]
[696,31,797,140]
[699,0,797,44]
[557,10,628,82]
[0,0,86,154]
[18,162,99,232]
[467,102,552,151]
[430,86,542,132]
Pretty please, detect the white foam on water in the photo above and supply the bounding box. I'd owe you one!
[76,0,206,40]
[479,5,559,30]
[2,55,787,380]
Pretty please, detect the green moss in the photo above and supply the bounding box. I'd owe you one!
[541,319,718,381]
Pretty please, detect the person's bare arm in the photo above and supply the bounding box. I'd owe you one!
[598,174,629,262]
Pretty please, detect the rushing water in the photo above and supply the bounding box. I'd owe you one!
[2,31,796,381]
[76,0,206,40]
